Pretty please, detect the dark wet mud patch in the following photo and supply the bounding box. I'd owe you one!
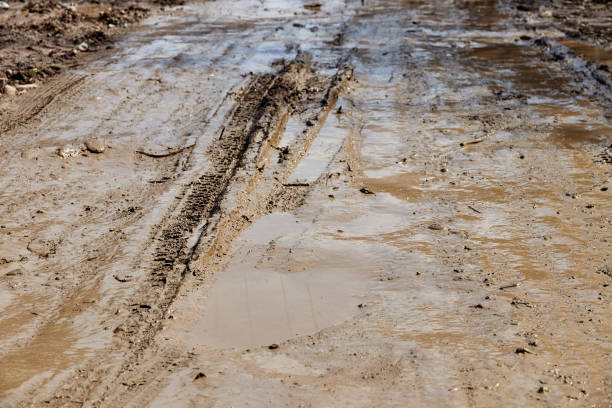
[547,123,611,149]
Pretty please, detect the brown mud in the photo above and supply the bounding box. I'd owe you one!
[0,0,151,87]
[0,0,611,407]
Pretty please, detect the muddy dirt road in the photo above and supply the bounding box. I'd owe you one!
[0,0,611,406]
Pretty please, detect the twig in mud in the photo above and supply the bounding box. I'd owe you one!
[136,144,194,158]
[468,205,481,214]
[283,182,310,187]
[499,283,519,290]
[460,139,485,147]
[218,126,225,140]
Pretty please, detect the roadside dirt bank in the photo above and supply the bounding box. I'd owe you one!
[0,0,610,407]
[0,0,150,87]
[0,0,193,135]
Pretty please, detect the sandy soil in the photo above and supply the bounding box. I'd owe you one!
[0,0,610,407]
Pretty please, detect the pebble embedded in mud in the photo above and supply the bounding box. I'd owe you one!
[0,2,8,9]
[58,145,80,158]
[3,84,16,96]
[85,138,106,153]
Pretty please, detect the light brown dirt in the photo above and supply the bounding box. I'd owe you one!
[0,0,610,407]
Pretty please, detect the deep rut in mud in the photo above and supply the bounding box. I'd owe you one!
[48,55,353,405]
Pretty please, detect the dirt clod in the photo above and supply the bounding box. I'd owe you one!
[85,138,106,153]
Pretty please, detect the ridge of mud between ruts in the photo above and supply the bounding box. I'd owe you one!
[38,54,353,405]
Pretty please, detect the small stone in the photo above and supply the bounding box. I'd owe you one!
[428,223,443,231]
[538,7,553,18]
[77,42,89,52]
[0,2,9,9]
[58,145,80,158]
[4,84,16,96]
[194,372,206,380]
[359,187,374,195]
[268,344,279,350]
[85,138,106,153]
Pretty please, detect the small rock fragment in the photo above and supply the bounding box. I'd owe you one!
[194,372,206,380]
[268,344,279,350]
[515,347,532,354]
[77,42,89,52]
[4,84,16,96]
[360,187,374,195]
[58,145,80,158]
[0,2,9,9]
[428,223,443,231]
[85,138,106,153]
[538,7,553,18]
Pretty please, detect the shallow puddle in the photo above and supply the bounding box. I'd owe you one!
[186,213,370,349]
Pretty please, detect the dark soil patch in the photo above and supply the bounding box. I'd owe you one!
[0,0,158,88]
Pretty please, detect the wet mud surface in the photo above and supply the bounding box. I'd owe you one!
[0,0,610,406]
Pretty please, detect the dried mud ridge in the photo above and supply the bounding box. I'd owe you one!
[49,55,353,404]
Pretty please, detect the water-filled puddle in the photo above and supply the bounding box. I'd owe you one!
[187,213,369,349]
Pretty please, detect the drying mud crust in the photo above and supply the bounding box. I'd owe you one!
[0,0,610,407]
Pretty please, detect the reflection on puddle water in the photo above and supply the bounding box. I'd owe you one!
[188,213,370,349]
[191,264,365,348]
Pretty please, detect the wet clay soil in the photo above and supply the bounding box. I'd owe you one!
[0,0,611,407]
